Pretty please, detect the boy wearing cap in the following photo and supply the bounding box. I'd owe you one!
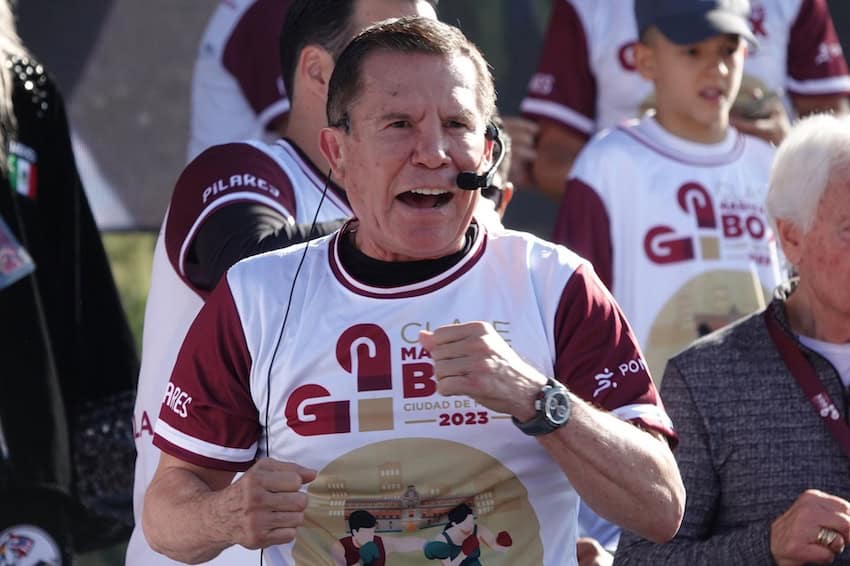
[552,0,784,387]
[520,0,850,201]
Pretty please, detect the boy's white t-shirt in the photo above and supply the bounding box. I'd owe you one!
[555,116,783,381]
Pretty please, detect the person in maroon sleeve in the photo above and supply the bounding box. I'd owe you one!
[516,0,850,201]
[142,17,683,565]
[187,0,295,161]
[127,2,438,566]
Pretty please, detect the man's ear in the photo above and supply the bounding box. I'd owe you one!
[775,218,804,267]
[319,127,346,180]
[297,44,335,100]
[634,40,657,82]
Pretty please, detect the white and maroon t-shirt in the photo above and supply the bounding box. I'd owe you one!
[521,0,850,137]
[127,139,350,566]
[153,225,674,566]
[553,116,783,382]
[188,0,294,160]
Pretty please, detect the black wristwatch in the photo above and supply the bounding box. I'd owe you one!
[512,377,571,436]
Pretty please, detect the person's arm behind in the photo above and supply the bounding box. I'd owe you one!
[792,93,849,117]
[531,122,588,202]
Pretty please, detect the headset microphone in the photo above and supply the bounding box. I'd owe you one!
[456,122,505,191]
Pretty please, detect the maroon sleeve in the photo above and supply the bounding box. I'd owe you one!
[153,277,259,472]
[520,0,597,137]
[164,142,297,298]
[552,178,614,290]
[222,0,293,128]
[786,0,850,95]
[554,263,676,442]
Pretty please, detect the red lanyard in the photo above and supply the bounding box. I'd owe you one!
[764,309,850,458]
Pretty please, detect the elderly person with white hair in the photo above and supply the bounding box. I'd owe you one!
[614,112,850,566]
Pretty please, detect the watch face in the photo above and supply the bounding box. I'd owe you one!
[545,391,570,425]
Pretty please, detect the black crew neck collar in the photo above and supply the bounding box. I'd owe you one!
[338,224,478,287]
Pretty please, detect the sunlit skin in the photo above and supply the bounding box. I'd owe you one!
[635,30,746,144]
[320,51,493,261]
[778,177,850,343]
[282,0,437,171]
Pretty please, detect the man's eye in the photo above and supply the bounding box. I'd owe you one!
[446,120,468,129]
[389,120,410,128]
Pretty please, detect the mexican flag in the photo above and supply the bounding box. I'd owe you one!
[7,153,37,199]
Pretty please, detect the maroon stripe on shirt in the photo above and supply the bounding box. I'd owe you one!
[153,434,254,473]
[617,126,745,166]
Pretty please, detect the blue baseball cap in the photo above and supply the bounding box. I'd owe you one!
[635,0,758,46]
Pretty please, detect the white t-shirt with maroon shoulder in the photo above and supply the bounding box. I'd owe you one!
[153,225,675,566]
[522,0,850,137]
[127,139,350,566]
[554,116,783,382]
[188,0,294,161]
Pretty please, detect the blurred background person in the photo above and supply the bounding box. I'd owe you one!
[187,0,294,161]
[551,1,786,560]
[552,0,784,381]
[519,0,850,201]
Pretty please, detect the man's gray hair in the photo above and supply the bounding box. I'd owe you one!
[767,113,850,233]
[326,16,496,132]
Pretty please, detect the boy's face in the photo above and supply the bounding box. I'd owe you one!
[635,29,746,143]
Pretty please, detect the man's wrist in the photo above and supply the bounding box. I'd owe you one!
[509,371,549,422]
[512,386,541,422]
[512,377,571,436]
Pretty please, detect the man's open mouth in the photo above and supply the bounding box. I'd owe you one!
[397,188,454,208]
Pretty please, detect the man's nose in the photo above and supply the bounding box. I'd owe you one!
[412,123,451,169]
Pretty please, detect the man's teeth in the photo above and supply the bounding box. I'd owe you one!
[409,188,449,195]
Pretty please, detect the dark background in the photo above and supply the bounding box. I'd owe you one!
[17,0,850,235]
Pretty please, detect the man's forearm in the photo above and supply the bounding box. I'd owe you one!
[538,398,684,543]
[143,466,236,564]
